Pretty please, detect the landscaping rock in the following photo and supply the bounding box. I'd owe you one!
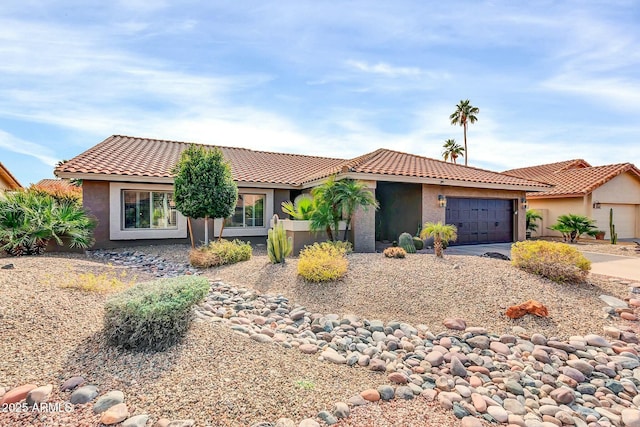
[61,376,86,392]
[26,384,53,405]
[360,389,380,402]
[1,384,37,404]
[93,390,125,413]
[333,402,350,419]
[377,385,395,401]
[100,402,129,425]
[122,414,150,427]
[70,385,99,404]
[317,410,337,425]
[443,318,467,330]
[166,420,195,427]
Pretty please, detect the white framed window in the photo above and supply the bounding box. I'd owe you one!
[110,183,187,240]
[224,194,265,228]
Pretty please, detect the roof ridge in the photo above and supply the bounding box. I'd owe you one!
[110,134,346,161]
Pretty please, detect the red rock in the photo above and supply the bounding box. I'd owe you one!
[443,318,466,330]
[467,366,490,375]
[550,387,575,404]
[622,312,638,321]
[387,372,408,384]
[0,384,37,405]
[99,402,129,425]
[613,346,638,355]
[412,366,425,374]
[360,389,381,402]
[629,299,640,307]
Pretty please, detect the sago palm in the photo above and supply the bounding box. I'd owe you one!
[549,214,598,243]
[449,99,479,166]
[281,194,314,220]
[442,139,465,164]
[420,221,458,258]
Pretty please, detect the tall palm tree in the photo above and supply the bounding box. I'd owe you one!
[334,179,379,241]
[449,99,479,166]
[420,221,458,258]
[442,139,465,164]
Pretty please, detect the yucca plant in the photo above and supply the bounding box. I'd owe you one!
[0,190,96,256]
[420,221,458,258]
[281,194,315,220]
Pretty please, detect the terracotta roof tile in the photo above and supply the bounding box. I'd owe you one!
[0,162,22,189]
[56,135,550,189]
[302,148,549,187]
[504,160,640,197]
[34,179,79,191]
[56,135,345,186]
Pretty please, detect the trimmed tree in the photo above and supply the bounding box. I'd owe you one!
[172,145,238,245]
[420,221,458,258]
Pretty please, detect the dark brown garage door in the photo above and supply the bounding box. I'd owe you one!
[445,198,513,245]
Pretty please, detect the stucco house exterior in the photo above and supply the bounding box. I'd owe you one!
[55,135,549,251]
[504,160,640,239]
[0,162,22,191]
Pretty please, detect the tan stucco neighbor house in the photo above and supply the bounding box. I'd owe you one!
[504,160,640,239]
[0,162,22,191]
[55,135,549,251]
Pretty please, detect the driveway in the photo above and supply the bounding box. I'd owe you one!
[447,243,640,281]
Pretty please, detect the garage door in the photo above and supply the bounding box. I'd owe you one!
[445,198,513,245]
[593,204,637,238]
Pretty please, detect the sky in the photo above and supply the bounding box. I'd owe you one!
[1,1,639,186]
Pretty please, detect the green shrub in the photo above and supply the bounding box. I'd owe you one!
[298,242,348,282]
[511,240,591,283]
[189,239,252,267]
[103,276,210,351]
[412,237,424,250]
[398,232,416,253]
[383,247,406,258]
[0,189,95,256]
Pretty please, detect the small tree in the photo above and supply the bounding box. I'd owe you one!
[420,221,458,258]
[334,179,378,241]
[526,209,543,237]
[172,145,238,245]
[549,214,598,243]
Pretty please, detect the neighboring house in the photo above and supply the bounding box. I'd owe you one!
[55,135,549,250]
[504,160,640,239]
[0,162,22,191]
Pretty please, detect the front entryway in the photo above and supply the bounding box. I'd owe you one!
[445,198,513,245]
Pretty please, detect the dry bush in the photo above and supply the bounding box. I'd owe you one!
[383,247,407,258]
[511,240,591,283]
[297,242,348,282]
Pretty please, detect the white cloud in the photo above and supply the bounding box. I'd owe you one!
[346,60,422,77]
[0,130,59,166]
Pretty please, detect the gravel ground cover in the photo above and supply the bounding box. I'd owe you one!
[1,244,637,427]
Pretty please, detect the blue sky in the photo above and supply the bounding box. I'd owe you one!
[1,1,639,186]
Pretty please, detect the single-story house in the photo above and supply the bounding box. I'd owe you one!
[0,162,22,191]
[55,135,549,251]
[504,159,640,239]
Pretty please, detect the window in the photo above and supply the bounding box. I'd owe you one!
[123,190,177,230]
[224,194,265,228]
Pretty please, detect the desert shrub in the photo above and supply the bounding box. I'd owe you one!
[511,240,591,283]
[189,239,252,267]
[103,276,210,351]
[398,232,416,253]
[412,237,424,250]
[298,242,348,282]
[384,247,406,258]
[322,240,353,254]
[58,268,134,293]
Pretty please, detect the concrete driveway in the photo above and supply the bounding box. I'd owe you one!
[446,243,639,281]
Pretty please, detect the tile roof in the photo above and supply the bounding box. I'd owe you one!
[0,162,22,190]
[504,160,640,197]
[502,159,591,183]
[56,135,549,189]
[302,148,549,188]
[55,135,345,186]
[34,179,81,192]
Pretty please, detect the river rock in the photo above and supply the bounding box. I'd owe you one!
[26,384,53,405]
[100,402,129,425]
[0,384,37,404]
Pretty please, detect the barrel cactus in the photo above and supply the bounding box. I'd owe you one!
[398,232,416,254]
[412,236,424,250]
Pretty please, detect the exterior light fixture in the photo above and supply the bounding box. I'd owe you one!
[438,194,447,208]
[521,197,528,210]
[592,201,601,209]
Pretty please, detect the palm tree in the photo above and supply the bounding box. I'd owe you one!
[449,99,479,166]
[526,209,543,238]
[334,179,379,241]
[420,221,458,258]
[442,139,465,164]
[549,214,598,243]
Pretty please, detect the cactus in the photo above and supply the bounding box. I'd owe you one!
[412,236,424,250]
[398,232,416,254]
[609,208,618,245]
[267,214,292,264]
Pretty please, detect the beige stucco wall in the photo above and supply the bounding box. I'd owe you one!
[421,185,527,241]
[352,180,377,252]
[592,172,640,203]
[527,198,585,238]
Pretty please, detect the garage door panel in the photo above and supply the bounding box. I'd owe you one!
[446,198,513,245]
